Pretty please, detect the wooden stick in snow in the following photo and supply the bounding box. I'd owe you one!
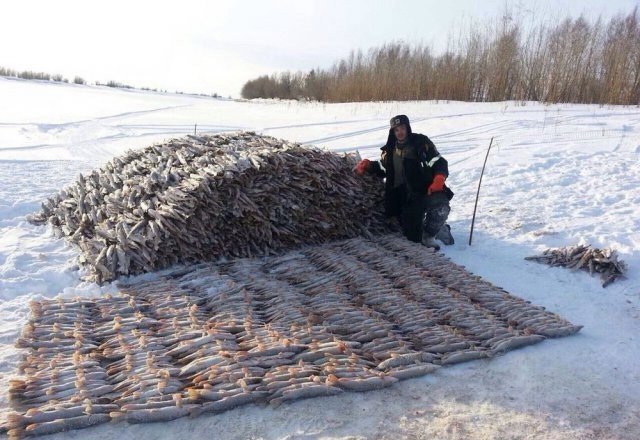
[468,136,494,246]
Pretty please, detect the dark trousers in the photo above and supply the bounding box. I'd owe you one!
[387,186,450,243]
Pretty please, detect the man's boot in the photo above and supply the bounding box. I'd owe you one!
[435,224,454,245]
[422,235,441,251]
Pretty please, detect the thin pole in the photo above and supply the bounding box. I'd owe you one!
[468,136,494,246]
[194,123,197,135]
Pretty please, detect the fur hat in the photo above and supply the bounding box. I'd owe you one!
[384,114,412,149]
[390,114,410,129]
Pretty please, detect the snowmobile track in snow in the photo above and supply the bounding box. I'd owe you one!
[6,235,582,438]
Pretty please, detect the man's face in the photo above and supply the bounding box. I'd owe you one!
[394,124,408,142]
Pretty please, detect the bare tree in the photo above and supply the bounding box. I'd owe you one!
[240,8,640,105]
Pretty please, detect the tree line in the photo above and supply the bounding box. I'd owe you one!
[0,67,226,98]
[241,8,640,105]
[0,66,87,84]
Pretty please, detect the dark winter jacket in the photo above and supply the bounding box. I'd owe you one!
[370,133,449,188]
[367,116,453,218]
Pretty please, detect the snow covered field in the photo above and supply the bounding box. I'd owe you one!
[0,76,639,439]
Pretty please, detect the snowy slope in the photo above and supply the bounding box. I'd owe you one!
[1,76,639,439]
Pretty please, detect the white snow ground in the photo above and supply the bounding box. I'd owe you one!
[0,75,639,439]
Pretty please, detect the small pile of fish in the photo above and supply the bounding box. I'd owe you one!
[27,132,387,284]
[525,245,627,287]
[6,235,582,438]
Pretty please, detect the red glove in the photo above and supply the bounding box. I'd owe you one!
[427,173,446,195]
[354,159,371,175]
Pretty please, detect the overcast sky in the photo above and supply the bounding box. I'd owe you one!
[1,0,638,97]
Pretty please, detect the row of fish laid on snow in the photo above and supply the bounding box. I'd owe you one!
[5,235,582,438]
[525,244,627,287]
[27,132,388,284]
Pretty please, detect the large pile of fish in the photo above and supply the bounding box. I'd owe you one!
[6,235,582,438]
[27,132,387,284]
[525,245,627,287]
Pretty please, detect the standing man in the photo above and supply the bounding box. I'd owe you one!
[354,114,453,249]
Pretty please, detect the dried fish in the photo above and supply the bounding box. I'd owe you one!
[526,245,627,287]
[8,414,111,438]
[27,132,388,283]
[332,375,398,392]
[7,235,582,438]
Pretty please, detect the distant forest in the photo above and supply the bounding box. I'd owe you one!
[0,67,224,98]
[241,8,640,105]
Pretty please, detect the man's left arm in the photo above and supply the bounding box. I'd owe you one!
[422,137,449,194]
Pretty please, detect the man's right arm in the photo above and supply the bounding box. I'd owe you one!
[355,150,386,177]
[368,150,387,177]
